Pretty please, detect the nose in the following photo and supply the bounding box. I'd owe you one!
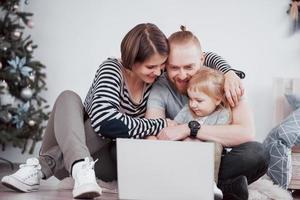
[178,69,187,80]
[189,100,196,108]
[153,67,161,76]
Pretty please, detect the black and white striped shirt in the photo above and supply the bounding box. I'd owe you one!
[84,52,241,139]
[84,58,166,139]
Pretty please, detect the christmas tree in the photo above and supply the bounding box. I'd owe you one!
[0,0,49,154]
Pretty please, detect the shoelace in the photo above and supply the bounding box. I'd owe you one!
[19,158,41,170]
[79,158,98,176]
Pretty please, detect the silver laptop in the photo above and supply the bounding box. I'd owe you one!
[117,138,214,200]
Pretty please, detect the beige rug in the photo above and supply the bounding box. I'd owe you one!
[248,176,292,200]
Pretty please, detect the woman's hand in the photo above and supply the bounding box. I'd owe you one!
[157,124,189,141]
[224,70,244,107]
[166,118,177,127]
[145,136,158,140]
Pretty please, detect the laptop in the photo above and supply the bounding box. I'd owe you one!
[117,138,214,200]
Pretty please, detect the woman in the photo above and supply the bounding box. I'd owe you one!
[1,23,170,199]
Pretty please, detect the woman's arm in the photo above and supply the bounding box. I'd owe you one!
[86,60,166,139]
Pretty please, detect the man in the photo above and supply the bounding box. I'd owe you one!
[146,27,270,200]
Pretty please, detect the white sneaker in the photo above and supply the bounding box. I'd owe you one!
[1,158,42,192]
[214,181,223,200]
[72,157,102,199]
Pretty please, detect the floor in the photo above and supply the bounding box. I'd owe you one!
[0,162,118,200]
[1,162,300,200]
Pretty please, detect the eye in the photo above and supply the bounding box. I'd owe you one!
[147,65,156,69]
[185,65,193,70]
[171,66,179,70]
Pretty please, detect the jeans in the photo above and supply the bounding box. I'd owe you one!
[217,141,270,185]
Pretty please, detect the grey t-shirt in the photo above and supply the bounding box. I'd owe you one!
[174,104,230,125]
[147,73,188,119]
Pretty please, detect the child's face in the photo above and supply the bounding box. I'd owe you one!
[188,90,221,117]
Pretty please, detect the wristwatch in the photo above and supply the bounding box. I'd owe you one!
[188,120,201,137]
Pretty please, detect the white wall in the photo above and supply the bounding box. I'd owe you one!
[1,0,300,162]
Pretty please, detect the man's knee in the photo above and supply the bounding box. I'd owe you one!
[241,142,270,170]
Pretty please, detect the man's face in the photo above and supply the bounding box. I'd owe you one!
[166,42,204,94]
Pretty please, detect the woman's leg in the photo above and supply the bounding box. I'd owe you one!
[2,91,108,198]
[39,90,92,179]
[39,91,112,180]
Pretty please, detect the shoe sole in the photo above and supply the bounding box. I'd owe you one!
[223,193,244,200]
[1,176,39,192]
[73,183,102,199]
[214,194,223,200]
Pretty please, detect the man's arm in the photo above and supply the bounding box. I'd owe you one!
[197,98,255,147]
[157,97,255,147]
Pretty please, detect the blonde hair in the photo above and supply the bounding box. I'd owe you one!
[188,67,232,120]
[168,25,202,50]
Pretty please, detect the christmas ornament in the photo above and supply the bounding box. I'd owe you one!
[29,72,35,81]
[11,102,30,129]
[21,87,33,100]
[12,31,21,39]
[26,44,33,52]
[28,120,36,126]
[0,80,8,88]
[7,56,32,77]
[0,93,15,106]
[13,4,19,12]
[0,111,12,123]
[27,20,34,28]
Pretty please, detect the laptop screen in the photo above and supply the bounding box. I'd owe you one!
[117,138,214,200]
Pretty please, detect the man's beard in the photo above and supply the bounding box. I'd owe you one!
[174,81,188,94]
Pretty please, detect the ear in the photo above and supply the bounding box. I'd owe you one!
[200,52,205,66]
[131,62,140,71]
[215,99,222,106]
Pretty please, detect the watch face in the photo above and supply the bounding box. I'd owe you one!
[188,120,200,137]
[189,120,200,129]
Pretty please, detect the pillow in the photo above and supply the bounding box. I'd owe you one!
[285,94,300,110]
[263,107,300,188]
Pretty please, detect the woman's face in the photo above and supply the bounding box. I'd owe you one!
[132,53,168,84]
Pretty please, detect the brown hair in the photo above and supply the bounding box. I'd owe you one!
[187,67,232,120]
[121,23,169,70]
[168,25,201,50]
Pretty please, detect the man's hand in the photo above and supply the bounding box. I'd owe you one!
[224,70,244,107]
[157,124,190,141]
